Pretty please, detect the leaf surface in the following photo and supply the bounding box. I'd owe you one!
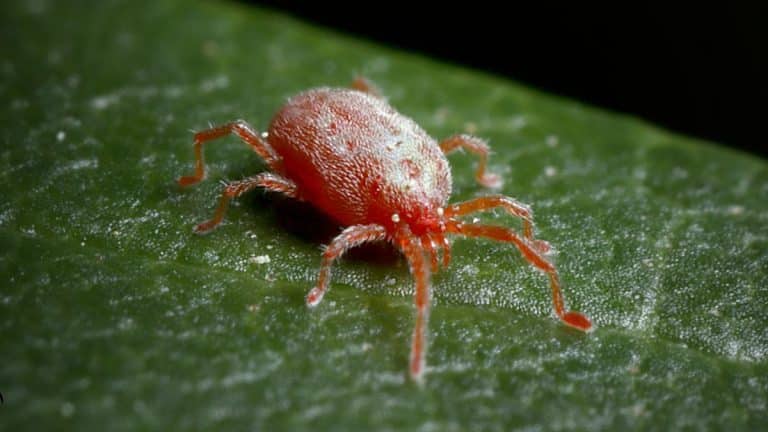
[1,1,766,430]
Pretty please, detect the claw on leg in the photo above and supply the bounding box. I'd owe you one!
[306,286,325,307]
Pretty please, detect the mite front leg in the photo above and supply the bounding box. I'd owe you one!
[435,232,451,269]
[421,235,440,273]
[178,120,282,187]
[306,224,388,306]
[445,195,549,253]
[446,220,592,332]
[439,134,502,189]
[193,173,298,234]
[397,231,431,383]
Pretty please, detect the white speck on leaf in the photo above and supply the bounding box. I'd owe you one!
[546,135,559,147]
[68,159,98,171]
[250,255,271,265]
[118,317,134,330]
[199,75,229,93]
[508,115,527,130]
[60,402,75,417]
[90,93,120,110]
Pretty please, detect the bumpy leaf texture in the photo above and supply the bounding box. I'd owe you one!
[1,1,766,430]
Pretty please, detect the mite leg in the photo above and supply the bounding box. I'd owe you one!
[193,173,298,234]
[350,76,383,98]
[178,120,282,187]
[445,195,550,253]
[306,224,388,307]
[439,134,502,189]
[435,232,452,269]
[421,235,440,274]
[397,232,431,383]
[446,221,592,332]
[426,232,451,270]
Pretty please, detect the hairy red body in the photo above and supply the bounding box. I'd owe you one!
[178,81,592,383]
[268,88,451,234]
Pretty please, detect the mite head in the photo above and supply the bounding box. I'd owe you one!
[372,175,450,238]
[392,205,446,237]
[387,201,453,278]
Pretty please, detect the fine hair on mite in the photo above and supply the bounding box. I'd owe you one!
[177,77,592,383]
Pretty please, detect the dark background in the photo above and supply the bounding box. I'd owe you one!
[252,2,767,158]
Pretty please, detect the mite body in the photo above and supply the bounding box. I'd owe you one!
[178,81,592,382]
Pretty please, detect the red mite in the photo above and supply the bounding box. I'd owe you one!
[178,79,592,382]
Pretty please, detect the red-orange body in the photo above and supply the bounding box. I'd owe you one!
[269,89,451,235]
[178,81,592,383]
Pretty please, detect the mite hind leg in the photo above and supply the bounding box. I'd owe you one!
[439,134,501,189]
[178,120,282,187]
[193,173,298,234]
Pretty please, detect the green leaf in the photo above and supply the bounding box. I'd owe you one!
[2,1,766,430]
